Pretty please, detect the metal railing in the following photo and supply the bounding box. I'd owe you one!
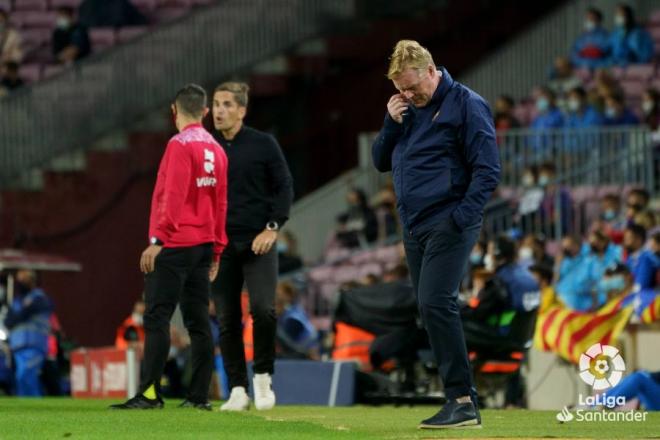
[0,0,355,186]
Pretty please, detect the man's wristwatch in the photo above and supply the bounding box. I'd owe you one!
[266,221,279,232]
[150,237,164,246]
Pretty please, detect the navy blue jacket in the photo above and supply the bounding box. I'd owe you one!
[372,67,500,233]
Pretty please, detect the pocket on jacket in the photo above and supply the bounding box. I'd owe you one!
[406,168,451,208]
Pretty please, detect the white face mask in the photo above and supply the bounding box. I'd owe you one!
[522,174,535,187]
[519,246,534,261]
[538,175,550,187]
[484,254,495,271]
[131,312,143,326]
[605,107,617,119]
[642,100,654,114]
[584,20,596,31]
[614,14,625,27]
[56,17,71,29]
[567,98,580,113]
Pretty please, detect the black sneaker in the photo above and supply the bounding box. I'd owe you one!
[109,395,164,410]
[418,400,481,429]
[178,399,212,411]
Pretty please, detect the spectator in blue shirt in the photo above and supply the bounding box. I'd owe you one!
[566,87,605,128]
[604,93,639,126]
[609,4,654,66]
[532,87,565,130]
[624,223,659,289]
[571,8,610,69]
[531,87,564,152]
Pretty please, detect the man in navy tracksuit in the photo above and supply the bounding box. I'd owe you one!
[372,40,500,429]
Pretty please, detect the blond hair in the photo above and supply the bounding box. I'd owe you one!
[387,40,435,79]
[214,81,250,107]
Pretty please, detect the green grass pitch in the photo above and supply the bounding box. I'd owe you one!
[0,398,659,439]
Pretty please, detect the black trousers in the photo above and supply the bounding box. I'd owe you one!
[211,242,278,390]
[140,243,214,403]
[402,217,481,402]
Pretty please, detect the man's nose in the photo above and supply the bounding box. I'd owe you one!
[403,91,414,100]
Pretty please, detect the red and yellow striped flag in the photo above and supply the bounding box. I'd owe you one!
[641,296,660,324]
[533,291,633,364]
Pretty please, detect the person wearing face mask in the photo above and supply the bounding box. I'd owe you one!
[641,88,660,131]
[0,9,23,65]
[531,87,564,153]
[608,4,654,67]
[3,270,52,396]
[538,162,572,235]
[570,8,610,70]
[519,234,554,270]
[623,223,659,290]
[625,188,650,223]
[603,93,639,126]
[555,235,590,310]
[597,263,635,303]
[52,6,90,64]
[461,236,540,357]
[565,86,604,129]
[276,230,303,275]
[115,299,146,351]
[548,57,582,111]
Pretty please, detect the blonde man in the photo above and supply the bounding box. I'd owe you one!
[372,40,500,429]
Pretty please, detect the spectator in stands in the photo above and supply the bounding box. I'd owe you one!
[602,370,660,411]
[626,188,651,224]
[0,8,23,64]
[52,7,91,64]
[565,86,604,128]
[608,4,654,66]
[78,0,147,28]
[597,263,635,303]
[372,183,399,241]
[335,188,378,248]
[634,210,657,232]
[4,270,52,396]
[604,93,639,126]
[516,165,543,228]
[548,56,582,110]
[593,69,624,107]
[531,87,564,130]
[555,235,590,310]
[530,263,559,312]
[461,236,540,354]
[624,223,659,289]
[0,62,24,96]
[599,193,627,243]
[557,229,622,311]
[538,162,572,235]
[275,281,319,360]
[570,7,610,69]
[469,241,487,270]
[114,299,145,352]
[493,95,520,131]
[641,88,660,131]
[518,234,554,269]
[277,230,303,274]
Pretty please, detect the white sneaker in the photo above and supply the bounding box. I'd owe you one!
[253,373,276,410]
[220,386,250,411]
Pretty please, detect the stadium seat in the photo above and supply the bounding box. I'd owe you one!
[19,63,42,83]
[42,63,65,78]
[49,0,83,7]
[573,67,591,82]
[13,0,48,11]
[116,26,149,43]
[20,27,51,53]
[131,0,157,13]
[610,66,625,80]
[89,28,117,52]
[625,64,655,82]
[0,0,9,13]
[621,80,646,99]
[10,10,56,28]
[154,6,190,23]
[649,9,660,26]
[156,0,192,6]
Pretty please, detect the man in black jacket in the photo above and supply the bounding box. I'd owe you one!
[211,82,294,411]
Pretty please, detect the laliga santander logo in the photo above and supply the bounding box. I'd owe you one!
[578,343,626,391]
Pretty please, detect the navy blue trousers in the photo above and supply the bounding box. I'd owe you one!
[403,217,481,402]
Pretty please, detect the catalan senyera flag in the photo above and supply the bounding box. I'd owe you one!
[640,295,660,324]
[533,289,634,364]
